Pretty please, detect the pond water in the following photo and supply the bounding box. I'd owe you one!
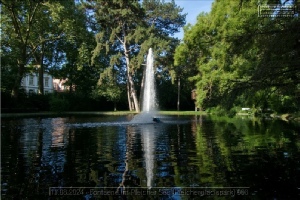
[1,115,300,199]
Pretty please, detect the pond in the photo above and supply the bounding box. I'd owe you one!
[1,115,300,199]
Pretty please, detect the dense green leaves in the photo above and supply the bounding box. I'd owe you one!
[175,0,300,113]
[1,0,187,111]
[1,0,93,96]
[2,0,299,113]
[93,66,124,111]
[87,0,186,111]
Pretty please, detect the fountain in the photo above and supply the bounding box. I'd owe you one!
[142,48,156,113]
[129,48,159,188]
[131,48,160,123]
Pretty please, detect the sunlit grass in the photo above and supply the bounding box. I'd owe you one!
[70,110,207,115]
[158,111,206,115]
[1,110,206,118]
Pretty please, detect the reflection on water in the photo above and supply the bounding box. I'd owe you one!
[51,118,67,148]
[141,125,156,188]
[1,115,300,199]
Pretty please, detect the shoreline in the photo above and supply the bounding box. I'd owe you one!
[0,111,137,118]
[0,111,205,118]
[1,111,299,122]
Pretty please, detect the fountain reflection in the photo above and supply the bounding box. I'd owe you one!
[127,48,158,187]
[51,118,67,148]
[118,124,157,189]
[2,115,300,199]
[140,125,156,188]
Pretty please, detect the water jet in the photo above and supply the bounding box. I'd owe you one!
[129,48,160,188]
[131,48,160,124]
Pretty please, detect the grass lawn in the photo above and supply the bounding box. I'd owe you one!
[158,111,206,115]
[1,110,206,118]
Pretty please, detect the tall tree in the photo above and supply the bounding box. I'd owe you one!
[1,0,44,98]
[87,0,186,112]
[49,1,99,96]
[175,0,300,112]
[87,0,146,112]
[93,66,124,111]
[174,13,211,110]
[1,0,82,98]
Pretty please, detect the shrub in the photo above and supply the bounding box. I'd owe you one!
[206,106,228,117]
[27,93,51,111]
[49,96,70,113]
[228,106,241,117]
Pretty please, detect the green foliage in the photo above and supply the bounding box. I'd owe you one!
[49,95,70,113]
[1,0,207,112]
[93,67,124,104]
[206,106,228,117]
[1,0,99,99]
[1,91,51,111]
[175,0,300,114]
[86,0,186,111]
[26,93,51,111]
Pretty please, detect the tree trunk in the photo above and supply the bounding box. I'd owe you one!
[139,66,146,111]
[177,77,181,111]
[127,71,140,112]
[38,64,44,95]
[114,102,117,111]
[37,43,45,95]
[127,82,133,111]
[124,46,140,112]
[11,63,25,99]
[69,83,73,93]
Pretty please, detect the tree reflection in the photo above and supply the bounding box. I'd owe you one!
[1,116,299,199]
[192,116,300,198]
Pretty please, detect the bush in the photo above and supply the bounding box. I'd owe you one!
[228,106,241,117]
[49,96,70,113]
[27,93,51,111]
[206,106,228,117]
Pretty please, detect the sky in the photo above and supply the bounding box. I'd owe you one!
[168,0,214,40]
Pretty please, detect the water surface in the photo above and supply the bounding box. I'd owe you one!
[1,115,300,199]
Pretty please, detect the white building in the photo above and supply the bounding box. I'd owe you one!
[21,72,54,94]
[21,73,72,94]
